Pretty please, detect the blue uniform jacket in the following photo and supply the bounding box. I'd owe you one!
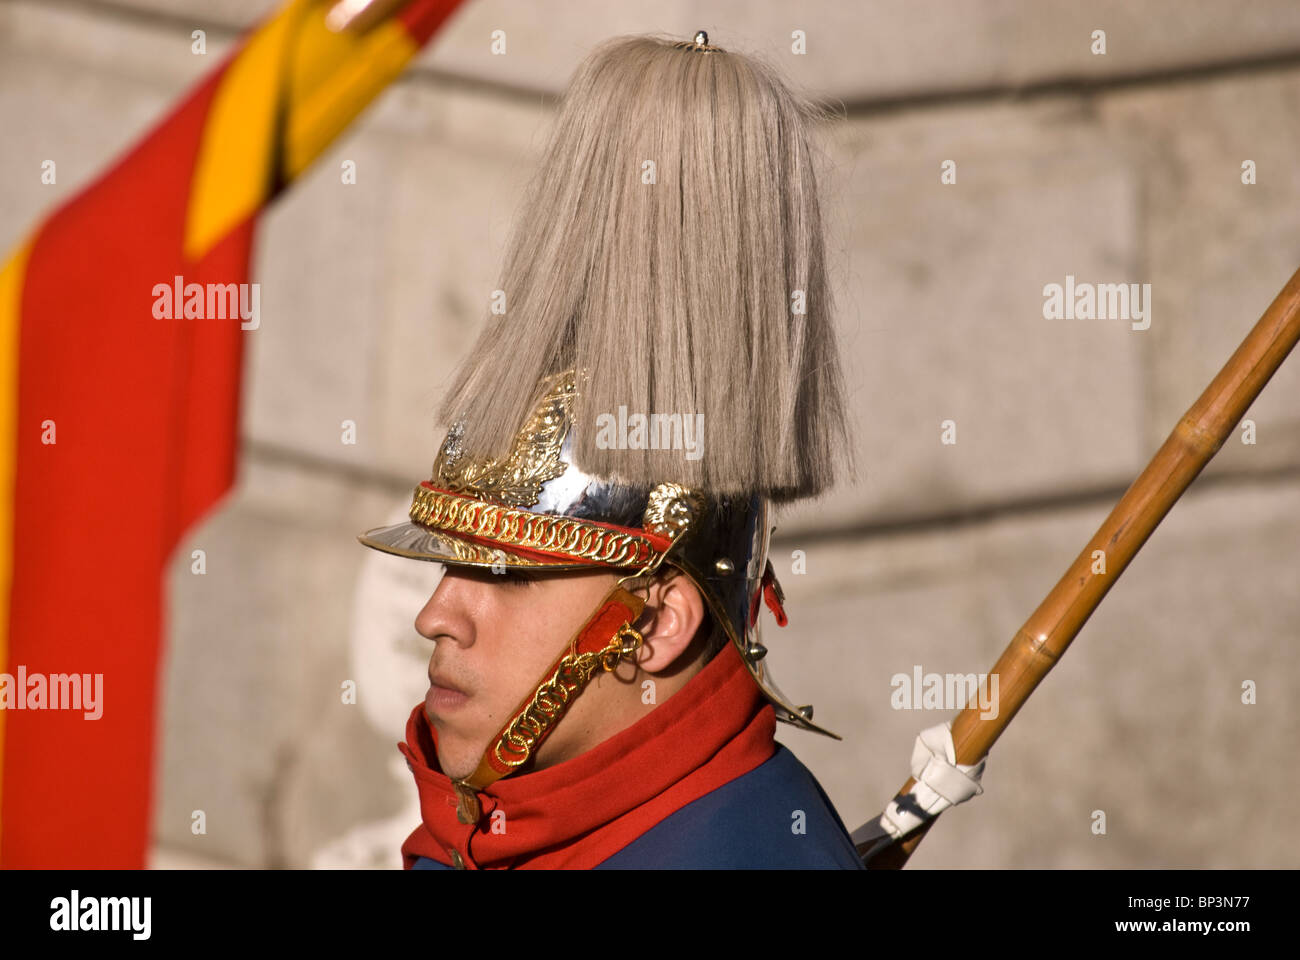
[411,742,864,870]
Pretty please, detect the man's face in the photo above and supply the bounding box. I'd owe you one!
[413,564,632,780]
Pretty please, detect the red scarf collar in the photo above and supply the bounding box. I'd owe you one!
[397,641,775,869]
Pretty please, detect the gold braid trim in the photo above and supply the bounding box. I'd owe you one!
[494,624,645,770]
[409,485,663,567]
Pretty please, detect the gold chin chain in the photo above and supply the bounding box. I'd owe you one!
[494,623,645,770]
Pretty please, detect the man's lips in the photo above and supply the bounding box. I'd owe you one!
[425,672,470,715]
[428,670,467,693]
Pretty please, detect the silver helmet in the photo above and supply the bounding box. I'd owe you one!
[358,369,837,738]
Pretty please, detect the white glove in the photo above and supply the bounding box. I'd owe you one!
[853,721,987,847]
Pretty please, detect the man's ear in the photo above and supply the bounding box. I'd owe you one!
[635,572,706,673]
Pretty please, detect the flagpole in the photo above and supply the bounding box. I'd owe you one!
[327,0,412,33]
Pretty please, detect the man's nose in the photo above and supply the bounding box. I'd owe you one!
[413,570,478,647]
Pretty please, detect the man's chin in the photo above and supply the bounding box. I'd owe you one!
[432,738,483,781]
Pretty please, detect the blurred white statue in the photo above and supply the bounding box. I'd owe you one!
[312,498,443,870]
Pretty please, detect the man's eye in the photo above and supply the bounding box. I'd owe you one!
[497,569,537,586]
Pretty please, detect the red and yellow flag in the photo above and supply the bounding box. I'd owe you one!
[0,0,465,868]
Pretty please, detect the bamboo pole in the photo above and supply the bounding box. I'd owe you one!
[858,263,1300,869]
